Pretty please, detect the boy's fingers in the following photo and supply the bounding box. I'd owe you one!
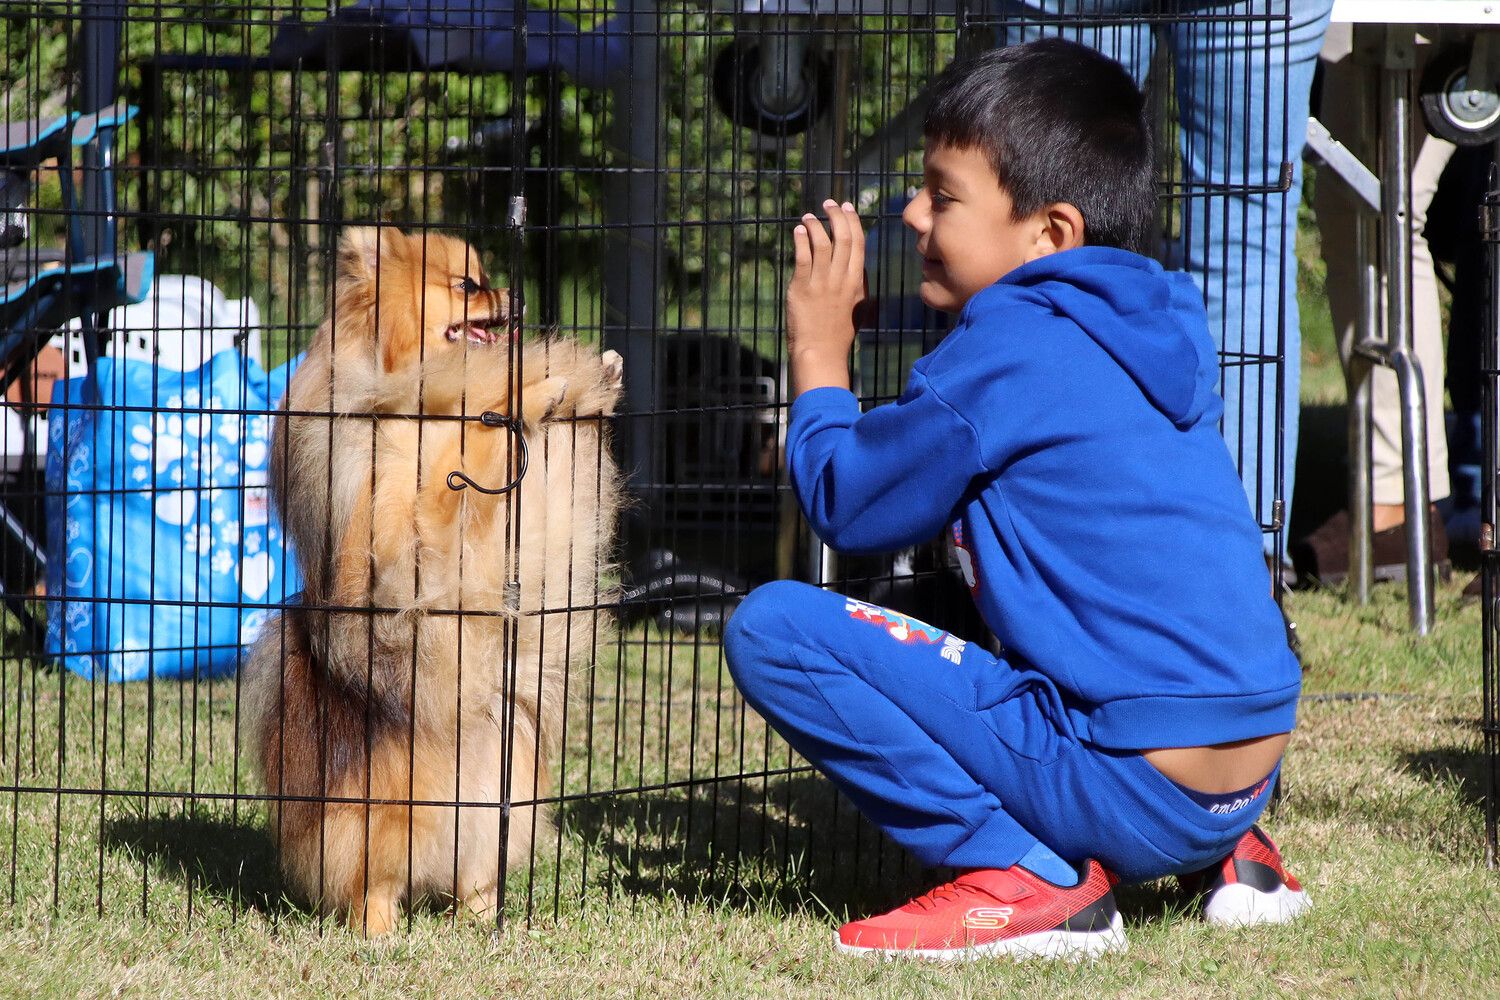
[824,199,851,275]
[803,211,831,259]
[841,202,866,285]
[792,223,811,277]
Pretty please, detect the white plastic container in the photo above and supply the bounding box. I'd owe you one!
[1,275,264,474]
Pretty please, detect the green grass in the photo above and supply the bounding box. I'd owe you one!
[0,579,1495,998]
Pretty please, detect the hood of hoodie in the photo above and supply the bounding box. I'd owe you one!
[986,246,1220,429]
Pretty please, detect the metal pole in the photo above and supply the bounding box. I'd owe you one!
[602,0,662,496]
[800,25,850,587]
[1349,324,1374,603]
[1380,29,1434,634]
[1349,76,1378,605]
[77,0,122,262]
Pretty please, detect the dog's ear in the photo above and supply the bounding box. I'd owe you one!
[333,227,419,373]
[336,227,388,287]
[367,231,420,374]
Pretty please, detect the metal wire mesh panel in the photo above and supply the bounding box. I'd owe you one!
[0,1,1293,931]
[1483,164,1499,869]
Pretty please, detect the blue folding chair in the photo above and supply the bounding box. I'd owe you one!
[0,101,153,648]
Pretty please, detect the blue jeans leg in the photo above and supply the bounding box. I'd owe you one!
[991,1,1333,549]
[990,4,1154,82]
[1166,1,1333,541]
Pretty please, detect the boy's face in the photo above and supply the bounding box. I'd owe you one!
[902,143,1053,313]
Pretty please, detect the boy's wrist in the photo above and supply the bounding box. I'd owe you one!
[790,346,851,398]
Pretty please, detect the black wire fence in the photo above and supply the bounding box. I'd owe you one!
[0,1,1293,932]
[1482,160,1499,869]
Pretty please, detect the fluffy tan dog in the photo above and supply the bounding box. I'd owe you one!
[242,227,622,935]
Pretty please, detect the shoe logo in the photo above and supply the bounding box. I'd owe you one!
[962,906,1013,930]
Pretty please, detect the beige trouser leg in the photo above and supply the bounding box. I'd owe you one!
[1314,41,1452,506]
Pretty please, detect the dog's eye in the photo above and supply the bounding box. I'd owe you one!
[456,276,482,295]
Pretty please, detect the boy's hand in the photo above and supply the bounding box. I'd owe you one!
[787,199,865,398]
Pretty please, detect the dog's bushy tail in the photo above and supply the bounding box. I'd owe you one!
[242,608,416,917]
[243,607,411,810]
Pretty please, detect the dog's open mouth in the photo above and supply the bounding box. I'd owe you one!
[444,320,509,345]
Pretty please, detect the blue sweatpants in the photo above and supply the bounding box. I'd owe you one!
[723,580,1272,883]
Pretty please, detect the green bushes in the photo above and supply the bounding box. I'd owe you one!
[3,4,952,347]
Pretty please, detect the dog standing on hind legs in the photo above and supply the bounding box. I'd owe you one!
[241,227,623,934]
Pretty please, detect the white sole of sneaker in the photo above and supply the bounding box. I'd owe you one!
[1203,883,1311,927]
[833,912,1128,962]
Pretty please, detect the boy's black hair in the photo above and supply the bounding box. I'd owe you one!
[924,39,1156,255]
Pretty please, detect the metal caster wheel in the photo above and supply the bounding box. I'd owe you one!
[1420,45,1500,147]
[712,35,832,137]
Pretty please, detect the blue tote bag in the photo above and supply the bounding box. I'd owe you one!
[44,349,302,681]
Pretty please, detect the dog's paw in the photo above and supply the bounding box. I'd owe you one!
[520,375,570,425]
[601,349,624,391]
[564,349,624,419]
[464,885,499,920]
[351,894,401,937]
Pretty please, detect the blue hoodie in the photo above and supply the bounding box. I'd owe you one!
[786,246,1299,751]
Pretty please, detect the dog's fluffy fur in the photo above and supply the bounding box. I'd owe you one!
[241,227,622,935]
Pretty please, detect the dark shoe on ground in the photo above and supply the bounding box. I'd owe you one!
[1184,825,1311,927]
[1289,507,1450,587]
[834,860,1126,961]
[1445,498,1483,557]
[1266,555,1297,594]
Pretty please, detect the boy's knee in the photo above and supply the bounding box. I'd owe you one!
[724,579,816,692]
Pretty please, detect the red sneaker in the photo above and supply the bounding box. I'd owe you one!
[1190,825,1311,926]
[834,860,1126,961]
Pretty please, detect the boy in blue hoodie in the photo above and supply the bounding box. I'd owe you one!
[723,39,1309,961]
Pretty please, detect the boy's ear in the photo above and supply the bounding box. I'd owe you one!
[1035,202,1087,258]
